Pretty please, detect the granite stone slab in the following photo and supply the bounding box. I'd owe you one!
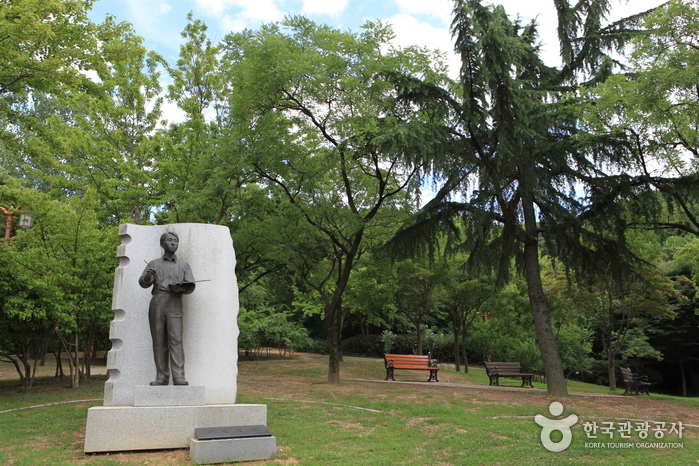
[189,436,277,464]
[84,404,267,453]
[133,385,205,406]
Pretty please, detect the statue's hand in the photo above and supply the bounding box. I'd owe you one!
[169,282,194,294]
[140,270,155,284]
[169,283,183,293]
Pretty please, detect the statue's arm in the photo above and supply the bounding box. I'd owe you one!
[181,263,196,294]
[139,262,156,288]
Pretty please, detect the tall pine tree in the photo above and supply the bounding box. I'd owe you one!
[386,0,661,396]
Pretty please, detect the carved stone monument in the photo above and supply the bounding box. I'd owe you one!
[84,224,274,461]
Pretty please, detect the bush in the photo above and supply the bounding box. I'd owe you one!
[342,335,383,357]
[238,307,312,357]
[299,338,328,355]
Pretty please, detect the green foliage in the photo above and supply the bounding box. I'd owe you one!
[469,313,541,370]
[31,24,164,224]
[2,0,699,394]
[391,259,449,354]
[342,334,383,357]
[672,236,699,281]
[423,328,452,361]
[0,0,103,114]
[221,15,449,381]
[380,330,396,354]
[0,179,117,386]
[238,306,311,358]
[619,327,663,361]
[578,0,699,240]
[555,323,594,376]
[383,0,666,397]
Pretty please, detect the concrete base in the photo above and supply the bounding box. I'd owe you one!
[84,404,267,453]
[133,385,205,406]
[189,436,277,464]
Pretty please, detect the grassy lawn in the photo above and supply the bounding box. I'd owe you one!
[0,354,697,465]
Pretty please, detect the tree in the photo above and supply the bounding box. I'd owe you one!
[222,17,448,382]
[27,17,165,224]
[645,270,699,397]
[0,0,103,127]
[385,0,662,396]
[0,180,117,388]
[468,301,540,370]
[155,14,250,225]
[0,0,145,189]
[0,247,51,388]
[391,259,449,355]
[341,257,397,337]
[442,270,497,372]
[578,1,699,238]
[549,230,676,389]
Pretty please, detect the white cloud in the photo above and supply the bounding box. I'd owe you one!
[302,0,349,16]
[220,14,248,32]
[395,0,452,23]
[193,0,235,15]
[194,0,283,21]
[386,13,458,77]
[387,14,450,51]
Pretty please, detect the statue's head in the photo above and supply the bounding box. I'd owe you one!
[160,232,179,252]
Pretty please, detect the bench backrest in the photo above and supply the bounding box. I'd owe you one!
[619,366,636,383]
[384,354,430,366]
[483,362,523,374]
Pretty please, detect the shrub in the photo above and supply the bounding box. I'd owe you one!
[342,334,382,357]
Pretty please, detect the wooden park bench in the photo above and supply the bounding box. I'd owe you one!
[483,361,534,387]
[619,366,651,395]
[384,354,439,382]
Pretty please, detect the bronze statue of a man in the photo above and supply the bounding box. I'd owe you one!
[139,232,195,386]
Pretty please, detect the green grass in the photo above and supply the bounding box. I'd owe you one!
[238,393,692,465]
[1,356,697,465]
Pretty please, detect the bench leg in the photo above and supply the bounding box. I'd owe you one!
[427,370,439,382]
[385,367,395,381]
[521,376,533,388]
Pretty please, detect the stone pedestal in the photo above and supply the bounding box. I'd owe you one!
[133,385,205,407]
[190,436,277,464]
[84,224,271,459]
[84,405,268,453]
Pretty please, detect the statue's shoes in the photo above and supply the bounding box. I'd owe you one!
[173,379,189,385]
[150,379,168,386]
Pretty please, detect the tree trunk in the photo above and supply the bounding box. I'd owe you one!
[71,331,80,389]
[453,323,461,372]
[326,310,341,383]
[54,345,64,378]
[39,330,51,367]
[680,360,687,397]
[415,324,423,355]
[522,199,568,397]
[462,347,469,374]
[607,353,617,391]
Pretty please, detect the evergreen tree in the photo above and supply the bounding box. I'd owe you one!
[385,0,661,396]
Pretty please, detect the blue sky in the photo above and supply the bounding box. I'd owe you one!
[88,0,666,71]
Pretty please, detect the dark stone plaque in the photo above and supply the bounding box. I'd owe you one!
[194,425,272,440]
